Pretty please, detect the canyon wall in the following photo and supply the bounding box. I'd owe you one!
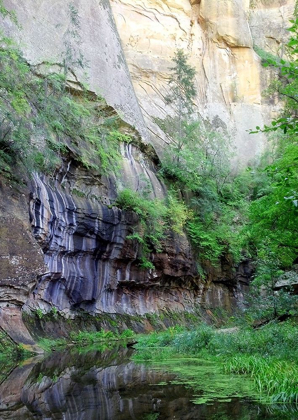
[1,0,150,142]
[26,145,198,318]
[110,0,295,162]
[1,0,294,161]
[0,0,293,344]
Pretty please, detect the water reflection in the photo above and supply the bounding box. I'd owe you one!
[0,347,296,419]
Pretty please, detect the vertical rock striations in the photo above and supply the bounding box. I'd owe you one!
[26,144,199,318]
[0,0,290,339]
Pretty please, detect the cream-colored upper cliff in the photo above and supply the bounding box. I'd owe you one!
[110,0,295,163]
[1,0,295,164]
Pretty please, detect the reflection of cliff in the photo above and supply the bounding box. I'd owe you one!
[0,348,269,420]
[0,348,188,420]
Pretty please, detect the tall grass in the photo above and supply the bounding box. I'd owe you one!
[134,321,298,404]
[225,356,298,404]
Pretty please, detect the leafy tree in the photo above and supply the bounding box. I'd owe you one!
[247,13,298,267]
[164,49,196,154]
[251,19,298,135]
[158,51,249,268]
[245,12,298,320]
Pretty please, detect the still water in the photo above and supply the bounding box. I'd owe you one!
[0,346,296,420]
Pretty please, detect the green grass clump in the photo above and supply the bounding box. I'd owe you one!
[225,356,298,404]
[133,321,298,403]
[38,329,135,351]
[38,337,67,352]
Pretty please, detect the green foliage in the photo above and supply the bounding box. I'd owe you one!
[0,329,32,361]
[108,130,132,144]
[0,0,18,25]
[142,414,159,420]
[160,120,249,266]
[38,337,67,352]
[253,45,281,65]
[117,188,168,268]
[116,186,196,268]
[166,191,189,234]
[0,8,124,179]
[38,328,135,351]
[245,14,298,319]
[164,49,196,152]
[158,52,251,268]
[120,329,135,338]
[246,270,298,323]
[35,308,44,320]
[186,218,225,264]
[225,356,298,404]
[0,330,15,356]
[166,49,196,116]
[70,329,117,344]
[247,141,298,268]
[245,246,298,320]
[251,19,298,135]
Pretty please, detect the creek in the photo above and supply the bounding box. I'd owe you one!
[0,346,295,419]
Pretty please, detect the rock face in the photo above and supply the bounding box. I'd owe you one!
[26,145,199,317]
[1,0,295,162]
[0,182,45,306]
[0,0,293,341]
[110,0,295,162]
[1,0,149,142]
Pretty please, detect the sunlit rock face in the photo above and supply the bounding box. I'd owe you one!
[26,145,199,317]
[2,0,295,163]
[110,0,295,163]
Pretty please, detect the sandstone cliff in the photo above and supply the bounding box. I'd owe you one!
[111,0,295,162]
[0,0,293,346]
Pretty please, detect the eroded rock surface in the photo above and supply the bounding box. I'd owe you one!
[0,0,290,343]
[1,0,295,163]
[1,0,149,143]
[26,145,199,317]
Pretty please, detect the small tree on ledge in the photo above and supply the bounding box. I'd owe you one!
[165,49,197,153]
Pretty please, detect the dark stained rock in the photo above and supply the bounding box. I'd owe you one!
[0,181,46,306]
[26,167,200,317]
[0,143,252,343]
